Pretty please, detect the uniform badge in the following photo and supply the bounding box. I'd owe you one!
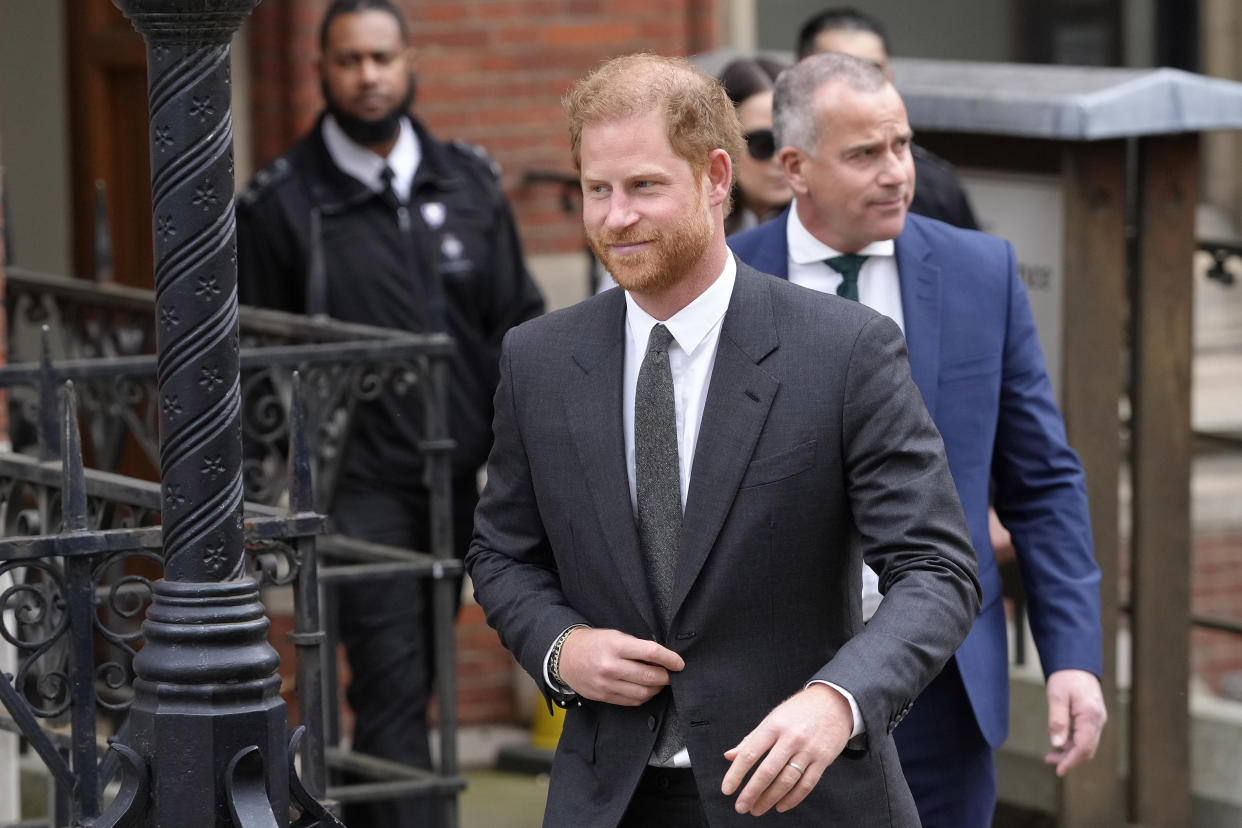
[441,233,464,260]
[421,202,446,229]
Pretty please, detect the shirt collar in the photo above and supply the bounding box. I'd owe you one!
[624,255,736,358]
[321,114,421,198]
[787,199,896,264]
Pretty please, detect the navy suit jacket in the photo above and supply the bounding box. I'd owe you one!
[729,210,1101,748]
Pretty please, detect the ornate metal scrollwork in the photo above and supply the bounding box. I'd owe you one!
[93,549,164,712]
[288,726,346,828]
[244,538,302,588]
[90,742,150,828]
[225,745,281,828]
[0,559,71,719]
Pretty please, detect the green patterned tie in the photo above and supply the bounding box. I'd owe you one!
[826,253,869,302]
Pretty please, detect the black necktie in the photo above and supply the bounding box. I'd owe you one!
[634,323,683,761]
[379,165,400,208]
[826,253,868,302]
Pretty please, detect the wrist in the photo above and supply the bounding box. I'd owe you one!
[549,624,586,690]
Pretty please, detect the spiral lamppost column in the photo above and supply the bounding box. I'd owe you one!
[110,2,286,825]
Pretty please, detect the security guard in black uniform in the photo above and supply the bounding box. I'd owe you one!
[235,2,543,826]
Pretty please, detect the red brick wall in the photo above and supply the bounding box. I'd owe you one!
[247,0,323,167]
[246,0,720,255]
[1191,528,1242,694]
[435,603,517,727]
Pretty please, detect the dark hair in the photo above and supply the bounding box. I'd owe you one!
[319,0,409,53]
[717,56,788,107]
[795,7,890,61]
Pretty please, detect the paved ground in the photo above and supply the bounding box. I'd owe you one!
[460,767,548,828]
[15,746,552,827]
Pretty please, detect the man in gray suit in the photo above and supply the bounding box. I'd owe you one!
[466,54,981,827]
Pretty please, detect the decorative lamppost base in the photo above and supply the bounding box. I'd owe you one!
[128,579,288,826]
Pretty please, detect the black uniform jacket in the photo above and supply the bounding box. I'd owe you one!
[236,113,544,484]
[910,143,978,231]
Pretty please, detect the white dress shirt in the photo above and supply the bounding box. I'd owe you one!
[786,201,903,621]
[621,258,735,513]
[321,113,421,202]
[786,200,905,335]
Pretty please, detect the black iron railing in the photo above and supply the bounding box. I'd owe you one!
[1200,238,1242,287]
[0,272,464,826]
[5,266,457,513]
[0,379,331,826]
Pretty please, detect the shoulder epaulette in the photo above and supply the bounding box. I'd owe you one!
[239,155,293,206]
[448,138,504,183]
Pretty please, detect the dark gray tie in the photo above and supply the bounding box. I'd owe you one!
[634,323,684,761]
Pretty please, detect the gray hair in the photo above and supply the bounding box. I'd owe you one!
[773,51,889,154]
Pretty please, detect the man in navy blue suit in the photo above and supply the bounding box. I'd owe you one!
[729,51,1107,828]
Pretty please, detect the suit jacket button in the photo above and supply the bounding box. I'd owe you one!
[647,715,657,731]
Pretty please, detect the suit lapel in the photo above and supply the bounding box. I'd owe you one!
[565,291,659,633]
[673,266,779,616]
[895,217,942,417]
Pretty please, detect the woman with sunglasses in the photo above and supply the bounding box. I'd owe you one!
[718,56,793,235]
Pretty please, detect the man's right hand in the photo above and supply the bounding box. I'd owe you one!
[558,628,684,706]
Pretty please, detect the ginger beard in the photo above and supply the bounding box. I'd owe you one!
[587,178,716,295]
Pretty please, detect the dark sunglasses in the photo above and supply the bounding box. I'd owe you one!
[743,128,776,161]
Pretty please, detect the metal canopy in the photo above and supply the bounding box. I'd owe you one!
[891,58,1242,140]
[693,49,1242,141]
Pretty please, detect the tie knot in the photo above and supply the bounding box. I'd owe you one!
[646,323,674,355]
[826,253,868,280]
[827,253,867,301]
[378,165,401,207]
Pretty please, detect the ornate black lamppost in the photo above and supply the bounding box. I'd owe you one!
[108,1,288,824]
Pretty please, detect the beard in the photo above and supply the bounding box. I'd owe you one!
[587,198,715,295]
[322,72,417,147]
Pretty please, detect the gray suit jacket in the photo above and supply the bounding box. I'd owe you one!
[467,262,981,827]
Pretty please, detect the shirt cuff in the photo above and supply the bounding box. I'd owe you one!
[808,680,865,738]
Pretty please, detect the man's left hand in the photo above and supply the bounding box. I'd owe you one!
[1045,668,1107,776]
[720,684,852,816]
